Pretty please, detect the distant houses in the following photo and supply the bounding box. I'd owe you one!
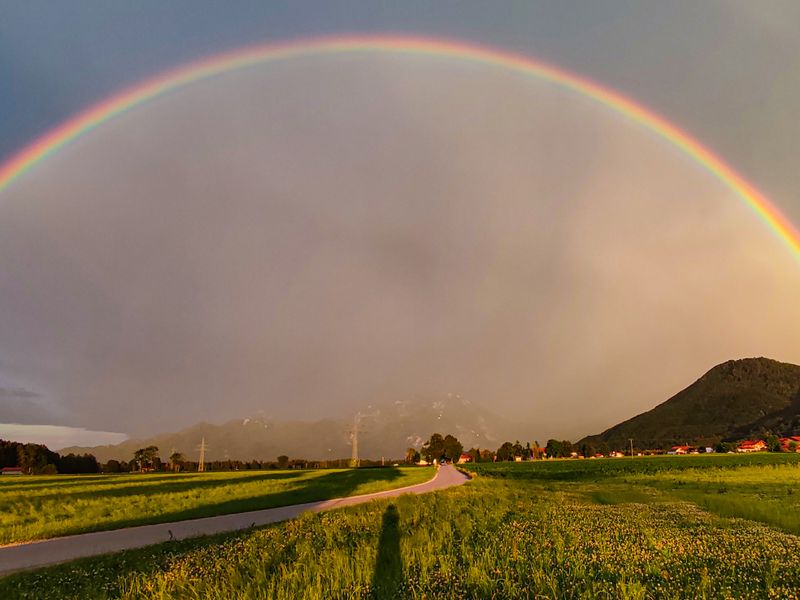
[668,446,698,455]
[1,467,23,475]
[736,440,767,453]
[779,437,800,452]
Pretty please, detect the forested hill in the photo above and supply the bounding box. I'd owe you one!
[578,357,800,451]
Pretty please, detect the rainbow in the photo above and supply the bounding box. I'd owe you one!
[1,34,799,259]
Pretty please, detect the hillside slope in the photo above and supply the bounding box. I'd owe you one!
[578,357,800,450]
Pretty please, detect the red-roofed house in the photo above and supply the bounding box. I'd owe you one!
[779,437,800,452]
[668,446,693,455]
[736,440,767,453]
[457,453,472,464]
[1,467,23,475]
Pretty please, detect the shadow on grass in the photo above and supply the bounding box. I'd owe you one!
[21,467,408,540]
[0,472,263,494]
[23,470,306,504]
[372,504,403,599]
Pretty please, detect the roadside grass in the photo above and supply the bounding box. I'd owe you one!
[4,472,800,599]
[0,466,432,544]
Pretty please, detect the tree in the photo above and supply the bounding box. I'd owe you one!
[467,447,481,463]
[545,439,574,458]
[405,447,420,464]
[17,443,59,474]
[423,433,445,462]
[132,446,160,472]
[58,453,99,474]
[715,441,736,453]
[480,448,495,462]
[169,452,185,472]
[277,455,290,469]
[103,459,122,473]
[766,435,782,453]
[511,440,524,459]
[442,434,463,462]
[496,441,514,462]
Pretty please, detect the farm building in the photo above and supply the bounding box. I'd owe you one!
[457,453,472,464]
[1,467,23,475]
[736,440,767,453]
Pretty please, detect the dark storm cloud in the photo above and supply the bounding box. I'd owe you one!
[1,55,799,440]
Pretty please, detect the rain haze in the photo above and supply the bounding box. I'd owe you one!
[1,2,800,449]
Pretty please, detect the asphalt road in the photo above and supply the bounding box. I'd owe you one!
[0,464,469,576]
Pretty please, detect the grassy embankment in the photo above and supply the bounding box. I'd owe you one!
[5,454,800,598]
[0,466,433,545]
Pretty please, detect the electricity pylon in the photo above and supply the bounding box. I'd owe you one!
[349,413,362,468]
[197,437,207,472]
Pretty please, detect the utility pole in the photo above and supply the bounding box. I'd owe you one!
[198,437,207,472]
[349,413,361,468]
[629,438,634,458]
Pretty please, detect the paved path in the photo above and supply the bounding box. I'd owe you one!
[0,465,468,576]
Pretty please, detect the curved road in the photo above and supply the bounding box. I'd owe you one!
[0,464,468,576]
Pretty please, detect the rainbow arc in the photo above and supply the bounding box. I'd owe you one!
[0,35,798,259]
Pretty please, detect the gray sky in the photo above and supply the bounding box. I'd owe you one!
[1,2,800,445]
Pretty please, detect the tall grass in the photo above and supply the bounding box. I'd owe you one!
[5,457,800,599]
[0,467,431,544]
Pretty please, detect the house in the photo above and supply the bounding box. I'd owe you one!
[514,455,523,462]
[736,440,767,453]
[668,446,693,455]
[779,437,800,452]
[416,458,430,466]
[457,453,472,464]
[1,467,23,475]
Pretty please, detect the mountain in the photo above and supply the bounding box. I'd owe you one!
[61,396,532,462]
[578,357,800,451]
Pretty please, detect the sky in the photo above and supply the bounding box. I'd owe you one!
[1,2,800,449]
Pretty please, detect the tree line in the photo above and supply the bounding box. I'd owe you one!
[405,434,574,464]
[0,439,100,474]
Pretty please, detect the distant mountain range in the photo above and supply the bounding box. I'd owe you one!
[64,357,800,461]
[578,357,800,450]
[62,396,532,462]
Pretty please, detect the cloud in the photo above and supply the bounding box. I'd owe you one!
[0,384,61,425]
[1,55,799,440]
[0,386,40,399]
[0,423,127,450]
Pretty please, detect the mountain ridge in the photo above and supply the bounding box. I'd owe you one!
[578,357,800,450]
[62,396,532,462]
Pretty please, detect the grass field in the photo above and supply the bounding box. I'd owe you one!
[4,454,800,599]
[0,466,433,545]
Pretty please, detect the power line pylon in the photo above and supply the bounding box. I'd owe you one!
[197,437,207,472]
[349,413,362,468]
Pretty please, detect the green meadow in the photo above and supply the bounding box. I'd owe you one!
[0,467,432,545]
[5,454,800,599]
